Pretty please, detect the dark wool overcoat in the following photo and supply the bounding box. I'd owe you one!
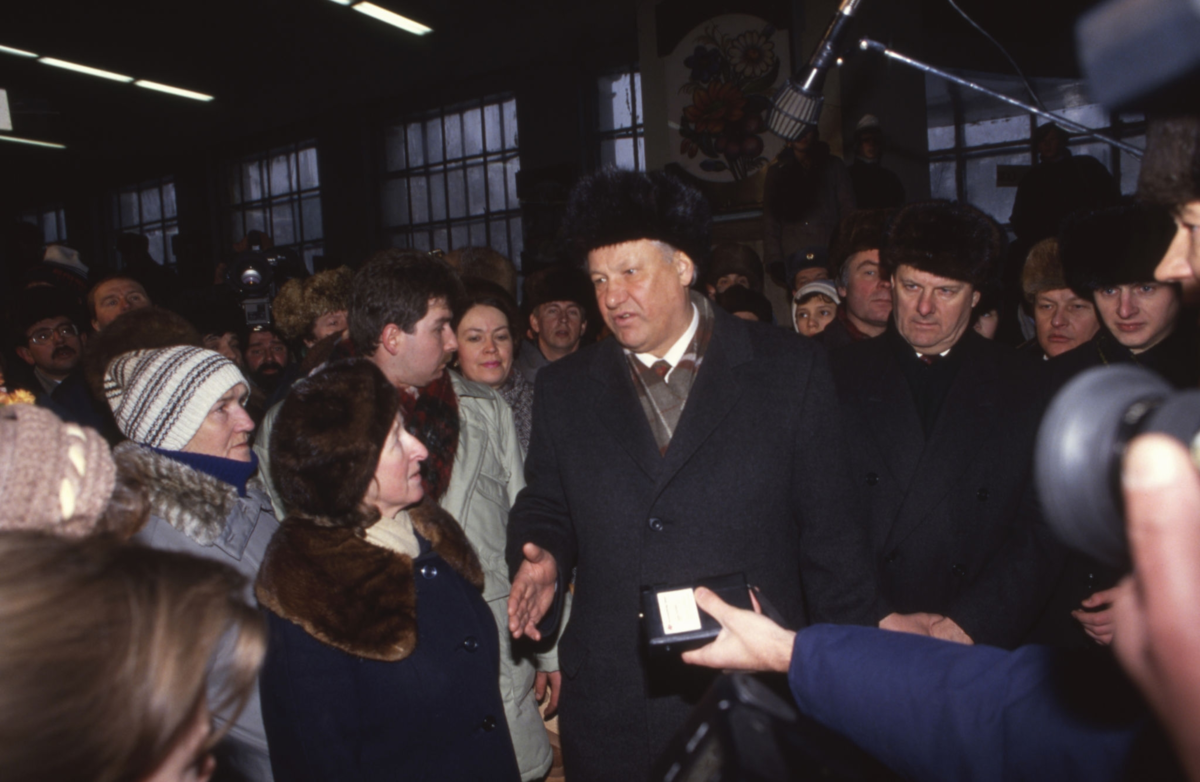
[827,328,1063,649]
[506,306,882,782]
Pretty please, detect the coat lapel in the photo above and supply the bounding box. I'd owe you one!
[858,349,924,489]
[589,339,663,481]
[884,338,1000,550]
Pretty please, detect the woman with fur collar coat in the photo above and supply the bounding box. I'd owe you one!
[256,359,521,782]
[103,345,280,782]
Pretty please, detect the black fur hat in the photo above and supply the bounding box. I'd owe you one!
[1139,116,1200,208]
[562,168,712,275]
[881,201,1005,292]
[271,358,400,529]
[830,209,894,282]
[1060,204,1177,295]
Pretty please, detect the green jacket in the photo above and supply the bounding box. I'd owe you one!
[254,371,557,780]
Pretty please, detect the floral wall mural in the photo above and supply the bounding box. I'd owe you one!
[667,14,790,183]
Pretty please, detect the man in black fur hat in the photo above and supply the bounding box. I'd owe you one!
[506,169,884,782]
[827,200,1062,649]
[514,265,592,385]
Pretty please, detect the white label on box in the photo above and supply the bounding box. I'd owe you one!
[657,588,703,635]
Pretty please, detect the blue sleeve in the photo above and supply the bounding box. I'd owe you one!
[787,625,1142,782]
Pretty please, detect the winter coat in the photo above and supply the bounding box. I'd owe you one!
[255,502,521,782]
[117,443,279,782]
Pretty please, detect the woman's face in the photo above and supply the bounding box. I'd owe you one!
[455,305,513,388]
[182,385,254,462]
[308,310,349,346]
[140,702,215,782]
[364,414,429,519]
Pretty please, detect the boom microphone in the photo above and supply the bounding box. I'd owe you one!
[767,0,865,141]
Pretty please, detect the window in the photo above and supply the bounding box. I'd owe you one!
[597,69,645,171]
[226,142,324,271]
[20,207,67,245]
[925,73,1145,228]
[381,95,523,262]
[111,177,178,265]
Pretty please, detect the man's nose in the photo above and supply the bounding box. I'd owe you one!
[1117,290,1138,318]
[916,291,935,316]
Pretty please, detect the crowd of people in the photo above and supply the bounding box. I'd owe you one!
[2,108,1200,782]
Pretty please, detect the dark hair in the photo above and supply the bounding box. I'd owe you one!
[455,278,521,336]
[707,243,764,292]
[714,286,774,324]
[831,209,893,287]
[12,287,84,344]
[1139,116,1200,208]
[797,291,837,307]
[349,250,465,356]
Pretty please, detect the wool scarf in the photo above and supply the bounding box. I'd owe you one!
[627,291,714,455]
[396,371,459,501]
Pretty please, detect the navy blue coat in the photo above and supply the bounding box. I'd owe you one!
[257,508,520,782]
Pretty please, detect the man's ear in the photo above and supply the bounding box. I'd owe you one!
[380,323,404,356]
[971,289,982,309]
[91,318,100,333]
[529,311,542,336]
[15,346,33,366]
[674,250,696,288]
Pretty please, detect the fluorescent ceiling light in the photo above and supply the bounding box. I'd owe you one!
[328,0,353,5]
[0,134,65,149]
[0,44,38,58]
[135,79,214,102]
[39,57,133,83]
[352,2,432,35]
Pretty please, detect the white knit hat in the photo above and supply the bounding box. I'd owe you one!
[104,346,248,450]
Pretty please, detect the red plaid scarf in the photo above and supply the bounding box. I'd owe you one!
[395,371,459,501]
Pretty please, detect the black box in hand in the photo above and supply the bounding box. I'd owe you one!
[640,572,753,654]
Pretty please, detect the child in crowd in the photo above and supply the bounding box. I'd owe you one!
[793,280,840,337]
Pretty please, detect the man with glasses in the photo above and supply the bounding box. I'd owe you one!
[13,288,86,397]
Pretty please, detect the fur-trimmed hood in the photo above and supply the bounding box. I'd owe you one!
[255,499,484,662]
[114,442,267,545]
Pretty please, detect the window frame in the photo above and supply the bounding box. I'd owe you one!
[224,140,324,272]
[109,176,179,266]
[594,66,646,172]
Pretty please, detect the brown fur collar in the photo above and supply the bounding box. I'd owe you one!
[255,499,484,662]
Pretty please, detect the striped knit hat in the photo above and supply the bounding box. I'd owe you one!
[105,346,248,450]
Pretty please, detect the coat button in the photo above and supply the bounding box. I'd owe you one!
[866,472,879,486]
[884,550,899,564]
[648,517,664,532]
[419,564,438,579]
[976,488,989,501]
[481,715,497,732]
[951,563,966,577]
[463,636,479,652]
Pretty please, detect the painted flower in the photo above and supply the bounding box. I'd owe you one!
[684,81,746,135]
[683,45,722,84]
[727,30,775,78]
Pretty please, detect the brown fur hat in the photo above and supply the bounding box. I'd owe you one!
[881,201,1004,293]
[83,306,202,400]
[442,247,518,299]
[1139,116,1200,208]
[1060,204,1177,295]
[272,266,353,342]
[1021,238,1068,304]
[707,243,764,292]
[270,358,398,530]
[562,168,712,274]
[831,209,893,283]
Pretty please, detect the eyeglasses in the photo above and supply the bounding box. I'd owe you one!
[28,323,79,345]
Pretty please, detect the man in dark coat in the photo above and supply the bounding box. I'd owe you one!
[506,169,885,782]
[820,209,894,350]
[828,201,1062,648]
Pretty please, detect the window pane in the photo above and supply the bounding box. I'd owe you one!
[469,220,488,246]
[489,218,509,258]
[1048,104,1108,131]
[412,231,431,251]
[269,153,294,196]
[965,151,1030,225]
[503,98,519,148]
[391,230,411,249]
[407,122,426,168]
[120,191,139,226]
[506,158,520,209]
[243,163,263,203]
[162,182,177,219]
[271,201,296,246]
[42,219,57,245]
[632,73,643,124]
[928,125,955,151]
[244,207,266,234]
[636,136,646,170]
[487,161,507,211]
[464,108,483,156]
[432,227,449,252]
[963,115,1028,147]
[599,73,634,131]
[484,103,502,152]
[298,147,320,190]
[145,228,165,265]
[386,126,408,171]
[410,176,430,224]
[447,165,467,219]
[602,138,639,170]
[229,212,245,244]
[165,225,179,265]
[451,223,470,248]
[509,216,524,265]
[430,171,447,222]
[303,245,322,274]
[445,113,464,160]
[141,187,162,223]
[424,118,444,165]
[1120,136,1145,195]
[383,178,410,227]
[301,196,323,241]
[930,160,956,201]
[467,162,487,215]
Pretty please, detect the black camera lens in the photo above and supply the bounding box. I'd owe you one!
[1036,365,1200,569]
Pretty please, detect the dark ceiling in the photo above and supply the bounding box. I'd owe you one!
[0,0,1103,184]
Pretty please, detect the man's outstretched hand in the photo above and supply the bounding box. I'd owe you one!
[681,587,795,673]
[508,543,558,641]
